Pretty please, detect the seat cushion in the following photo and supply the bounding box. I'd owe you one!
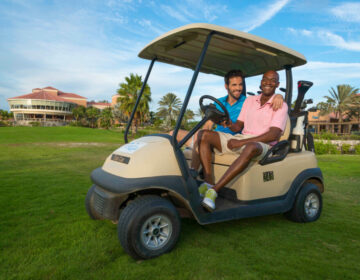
[183,147,239,166]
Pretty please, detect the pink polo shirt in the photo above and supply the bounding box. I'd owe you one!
[237,94,288,145]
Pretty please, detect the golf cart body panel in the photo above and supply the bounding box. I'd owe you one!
[139,23,306,78]
[184,149,319,201]
[193,167,323,225]
[101,136,182,178]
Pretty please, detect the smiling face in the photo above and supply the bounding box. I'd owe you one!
[225,76,243,102]
[261,71,279,97]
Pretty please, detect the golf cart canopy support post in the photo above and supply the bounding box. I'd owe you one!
[284,65,293,114]
[124,57,157,144]
[172,31,216,149]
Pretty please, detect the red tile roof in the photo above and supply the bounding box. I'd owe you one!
[8,87,87,101]
[59,92,87,99]
[87,102,111,106]
[9,90,70,102]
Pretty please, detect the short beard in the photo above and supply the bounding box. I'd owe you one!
[228,89,241,100]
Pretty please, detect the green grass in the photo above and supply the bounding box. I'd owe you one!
[1,127,359,279]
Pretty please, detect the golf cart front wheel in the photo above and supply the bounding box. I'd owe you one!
[285,183,322,223]
[117,195,181,259]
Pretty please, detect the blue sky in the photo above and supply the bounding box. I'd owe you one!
[1,0,360,112]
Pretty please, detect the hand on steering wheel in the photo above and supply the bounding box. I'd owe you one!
[199,95,230,125]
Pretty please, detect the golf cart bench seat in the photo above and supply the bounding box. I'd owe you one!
[183,116,290,166]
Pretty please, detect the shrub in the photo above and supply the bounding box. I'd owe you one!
[314,141,340,155]
[153,119,163,128]
[341,143,351,154]
[320,132,339,140]
[328,142,340,154]
[0,120,7,127]
[29,121,41,127]
[355,144,360,155]
[313,132,360,141]
[315,141,326,155]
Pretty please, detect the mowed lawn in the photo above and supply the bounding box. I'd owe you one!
[0,127,359,280]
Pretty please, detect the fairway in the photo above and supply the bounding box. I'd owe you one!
[1,127,359,280]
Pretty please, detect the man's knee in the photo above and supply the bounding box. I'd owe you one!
[242,142,262,159]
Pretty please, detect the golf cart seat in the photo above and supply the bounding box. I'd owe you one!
[184,116,291,167]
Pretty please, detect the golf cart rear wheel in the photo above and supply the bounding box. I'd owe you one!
[285,183,322,223]
[117,195,181,260]
[85,185,103,220]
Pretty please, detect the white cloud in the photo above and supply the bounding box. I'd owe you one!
[243,0,291,32]
[287,27,313,37]
[331,2,360,23]
[317,31,360,51]
[287,28,360,52]
[136,19,166,35]
[160,5,189,22]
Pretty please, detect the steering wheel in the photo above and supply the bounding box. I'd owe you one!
[199,95,230,125]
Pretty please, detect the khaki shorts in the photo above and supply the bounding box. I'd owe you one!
[215,132,270,161]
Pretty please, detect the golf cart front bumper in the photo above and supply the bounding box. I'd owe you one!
[90,167,188,221]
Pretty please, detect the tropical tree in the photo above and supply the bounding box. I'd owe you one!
[99,107,113,129]
[112,103,127,125]
[322,84,359,123]
[0,109,11,120]
[72,106,86,122]
[116,73,152,134]
[196,108,205,119]
[316,102,332,115]
[346,94,360,122]
[86,107,100,128]
[156,93,182,128]
[183,109,194,123]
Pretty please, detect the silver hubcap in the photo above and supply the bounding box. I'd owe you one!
[304,193,320,218]
[141,215,172,250]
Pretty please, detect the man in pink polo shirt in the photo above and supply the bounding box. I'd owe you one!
[198,70,288,211]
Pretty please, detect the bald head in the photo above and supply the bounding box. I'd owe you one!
[261,70,280,97]
[263,70,279,81]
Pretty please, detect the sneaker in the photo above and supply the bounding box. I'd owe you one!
[198,182,211,197]
[202,188,217,211]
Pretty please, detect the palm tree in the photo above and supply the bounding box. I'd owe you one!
[156,93,182,128]
[99,107,113,129]
[184,109,195,123]
[323,84,359,123]
[116,73,152,134]
[86,107,100,128]
[72,106,86,123]
[196,108,205,119]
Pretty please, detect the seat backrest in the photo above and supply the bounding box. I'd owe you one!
[279,116,291,141]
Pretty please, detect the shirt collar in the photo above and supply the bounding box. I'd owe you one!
[256,93,276,105]
[226,94,245,105]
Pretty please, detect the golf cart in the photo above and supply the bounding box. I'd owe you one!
[85,23,324,260]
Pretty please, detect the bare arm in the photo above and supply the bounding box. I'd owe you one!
[222,119,244,133]
[227,127,282,150]
[203,120,214,130]
[271,94,284,111]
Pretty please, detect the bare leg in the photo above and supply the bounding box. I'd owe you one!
[198,130,222,185]
[190,139,201,170]
[213,142,262,192]
[168,129,192,145]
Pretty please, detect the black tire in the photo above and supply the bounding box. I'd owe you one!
[117,195,181,260]
[285,183,322,223]
[85,185,103,220]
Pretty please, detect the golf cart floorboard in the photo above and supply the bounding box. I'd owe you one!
[214,196,243,211]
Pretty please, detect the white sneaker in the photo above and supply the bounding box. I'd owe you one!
[202,188,217,211]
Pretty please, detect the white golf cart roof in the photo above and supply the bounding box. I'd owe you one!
[139,23,306,78]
